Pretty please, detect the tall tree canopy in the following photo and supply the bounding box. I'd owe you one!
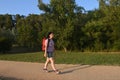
[1,0,120,52]
[38,0,85,51]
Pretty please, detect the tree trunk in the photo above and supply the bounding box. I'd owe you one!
[63,47,67,53]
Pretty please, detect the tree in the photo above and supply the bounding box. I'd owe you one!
[84,0,120,51]
[16,14,42,48]
[38,0,85,51]
[0,29,14,53]
[0,14,13,30]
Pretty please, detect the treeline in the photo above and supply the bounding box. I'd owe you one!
[0,0,120,52]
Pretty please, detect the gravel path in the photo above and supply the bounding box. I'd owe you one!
[0,61,120,80]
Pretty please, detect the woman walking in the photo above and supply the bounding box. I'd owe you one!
[43,32,60,74]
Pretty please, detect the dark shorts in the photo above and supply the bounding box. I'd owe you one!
[47,52,53,58]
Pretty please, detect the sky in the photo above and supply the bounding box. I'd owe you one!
[0,0,99,16]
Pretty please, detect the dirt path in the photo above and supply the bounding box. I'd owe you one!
[0,61,120,80]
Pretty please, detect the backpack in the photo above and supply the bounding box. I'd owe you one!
[42,37,50,51]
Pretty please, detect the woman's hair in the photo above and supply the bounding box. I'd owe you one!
[47,32,53,38]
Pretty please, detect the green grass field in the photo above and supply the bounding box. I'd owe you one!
[0,51,120,65]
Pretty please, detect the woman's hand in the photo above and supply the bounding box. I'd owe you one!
[44,53,47,57]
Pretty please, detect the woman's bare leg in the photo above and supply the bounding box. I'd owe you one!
[44,57,50,69]
[50,58,56,70]
[50,58,60,74]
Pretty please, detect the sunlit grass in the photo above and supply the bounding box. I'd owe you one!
[0,51,120,65]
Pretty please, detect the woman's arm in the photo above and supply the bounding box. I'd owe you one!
[44,39,48,57]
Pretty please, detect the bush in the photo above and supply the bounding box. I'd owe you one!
[113,40,120,51]
[0,37,12,53]
[0,29,14,53]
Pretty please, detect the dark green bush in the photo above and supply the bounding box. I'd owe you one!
[0,37,12,53]
[113,40,120,51]
[0,30,14,53]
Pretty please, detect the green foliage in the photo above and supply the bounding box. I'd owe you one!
[0,29,14,53]
[113,40,120,51]
[38,0,120,52]
[0,14,13,30]
[84,2,120,51]
[16,14,42,48]
[1,0,120,52]
[38,0,85,51]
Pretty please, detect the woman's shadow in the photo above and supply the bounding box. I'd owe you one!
[0,76,23,80]
[59,64,92,74]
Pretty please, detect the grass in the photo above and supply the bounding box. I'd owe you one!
[0,51,120,66]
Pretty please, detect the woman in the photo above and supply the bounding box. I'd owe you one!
[43,32,60,74]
